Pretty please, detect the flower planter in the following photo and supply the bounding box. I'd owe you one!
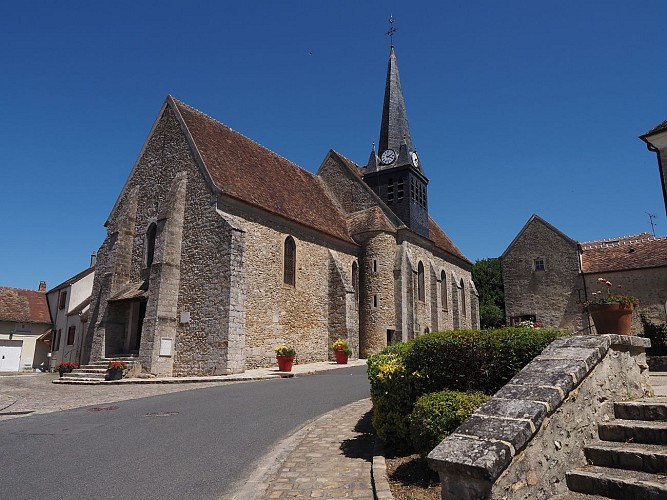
[105,368,124,381]
[276,355,295,372]
[334,350,348,364]
[589,303,633,335]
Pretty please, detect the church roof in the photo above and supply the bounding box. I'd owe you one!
[428,217,470,264]
[171,98,356,245]
[347,207,397,236]
[0,287,50,324]
[379,47,413,154]
[580,234,667,273]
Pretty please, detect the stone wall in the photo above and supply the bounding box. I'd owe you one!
[584,268,667,333]
[503,218,587,332]
[428,335,652,500]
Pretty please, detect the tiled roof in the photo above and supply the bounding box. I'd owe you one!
[0,287,50,324]
[642,119,667,138]
[581,235,667,273]
[108,281,148,302]
[347,207,396,236]
[428,217,471,265]
[172,98,355,245]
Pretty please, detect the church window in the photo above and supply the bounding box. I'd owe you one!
[417,261,425,302]
[283,236,296,286]
[373,259,378,273]
[397,177,404,200]
[460,278,466,316]
[387,178,394,203]
[352,262,359,302]
[373,295,378,308]
[533,258,545,271]
[411,178,416,201]
[441,270,448,311]
[145,223,157,268]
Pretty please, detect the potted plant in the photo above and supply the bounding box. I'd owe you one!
[55,361,78,377]
[332,338,352,364]
[274,345,296,372]
[584,278,639,335]
[106,360,128,381]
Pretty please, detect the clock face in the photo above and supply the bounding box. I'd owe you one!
[411,152,419,167]
[380,149,396,165]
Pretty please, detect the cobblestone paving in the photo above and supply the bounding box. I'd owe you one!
[0,373,227,421]
[260,399,374,499]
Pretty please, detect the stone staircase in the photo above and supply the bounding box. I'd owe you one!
[563,399,667,499]
[54,355,141,384]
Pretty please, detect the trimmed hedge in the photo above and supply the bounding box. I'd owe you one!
[368,327,565,450]
[409,390,489,456]
[404,328,564,395]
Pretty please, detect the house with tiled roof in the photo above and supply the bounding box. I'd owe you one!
[83,46,479,377]
[0,283,51,371]
[502,214,667,334]
[45,259,95,370]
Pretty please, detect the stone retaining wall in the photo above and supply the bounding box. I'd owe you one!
[427,334,652,499]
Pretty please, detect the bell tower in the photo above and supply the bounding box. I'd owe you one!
[363,21,429,238]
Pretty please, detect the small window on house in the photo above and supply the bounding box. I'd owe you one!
[373,259,378,273]
[441,270,448,311]
[283,236,296,286]
[146,222,157,268]
[534,258,545,271]
[58,291,67,310]
[67,326,76,346]
[53,329,61,352]
[373,295,378,308]
[460,278,466,316]
[417,261,425,302]
[352,261,359,302]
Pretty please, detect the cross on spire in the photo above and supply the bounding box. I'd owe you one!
[386,16,397,47]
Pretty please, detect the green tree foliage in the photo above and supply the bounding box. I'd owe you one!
[472,258,505,328]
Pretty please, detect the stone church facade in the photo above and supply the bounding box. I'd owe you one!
[83,47,478,376]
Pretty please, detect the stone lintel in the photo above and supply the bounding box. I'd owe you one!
[454,414,534,454]
[475,398,548,430]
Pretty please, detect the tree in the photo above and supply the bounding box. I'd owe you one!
[472,258,505,328]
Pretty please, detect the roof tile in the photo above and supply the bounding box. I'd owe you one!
[581,235,667,273]
[0,287,50,324]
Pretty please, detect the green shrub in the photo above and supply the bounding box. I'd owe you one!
[403,328,564,395]
[409,390,489,456]
[640,312,667,356]
[367,351,414,448]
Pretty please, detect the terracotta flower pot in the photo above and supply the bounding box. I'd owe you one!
[276,355,295,372]
[588,303,633,335]
[334,350,348,364]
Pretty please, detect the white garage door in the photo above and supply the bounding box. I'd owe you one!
[0,340,22,372]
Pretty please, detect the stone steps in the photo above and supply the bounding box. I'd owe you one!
[584,441,667,473]
[57,357,141,384]
[565,399,667,498]
[598,420,667,445]
[566,465,667,499]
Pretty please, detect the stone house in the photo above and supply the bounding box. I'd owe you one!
[46,260,95,369]
[502,214,667,333]
[83,46,479,377]
[0,283,51,371]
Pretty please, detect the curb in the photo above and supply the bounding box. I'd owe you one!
[372,437,393,499]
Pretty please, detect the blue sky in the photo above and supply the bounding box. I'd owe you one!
[2,1,666,290]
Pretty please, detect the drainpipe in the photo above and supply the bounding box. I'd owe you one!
[578,244,592,334]
[644,141,667,217]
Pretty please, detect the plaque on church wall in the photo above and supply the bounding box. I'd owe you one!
[159,337,173,357]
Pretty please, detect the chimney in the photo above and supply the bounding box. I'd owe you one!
[90,251,97,268]
[38,281,46,292]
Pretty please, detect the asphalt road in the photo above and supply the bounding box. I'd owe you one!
[0,365,370,499]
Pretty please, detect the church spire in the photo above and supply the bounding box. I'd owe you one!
[378,46,413,155]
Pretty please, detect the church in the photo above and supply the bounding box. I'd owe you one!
[82,46,479,376]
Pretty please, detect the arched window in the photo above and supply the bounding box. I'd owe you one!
[441,270,448,311]
[283,236,296,286]
[417,261,425,302]
[352,261,359,302]
[145,223,157,268]
[460,278,466,316]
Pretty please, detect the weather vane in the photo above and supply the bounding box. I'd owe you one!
[387,16,397,47]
